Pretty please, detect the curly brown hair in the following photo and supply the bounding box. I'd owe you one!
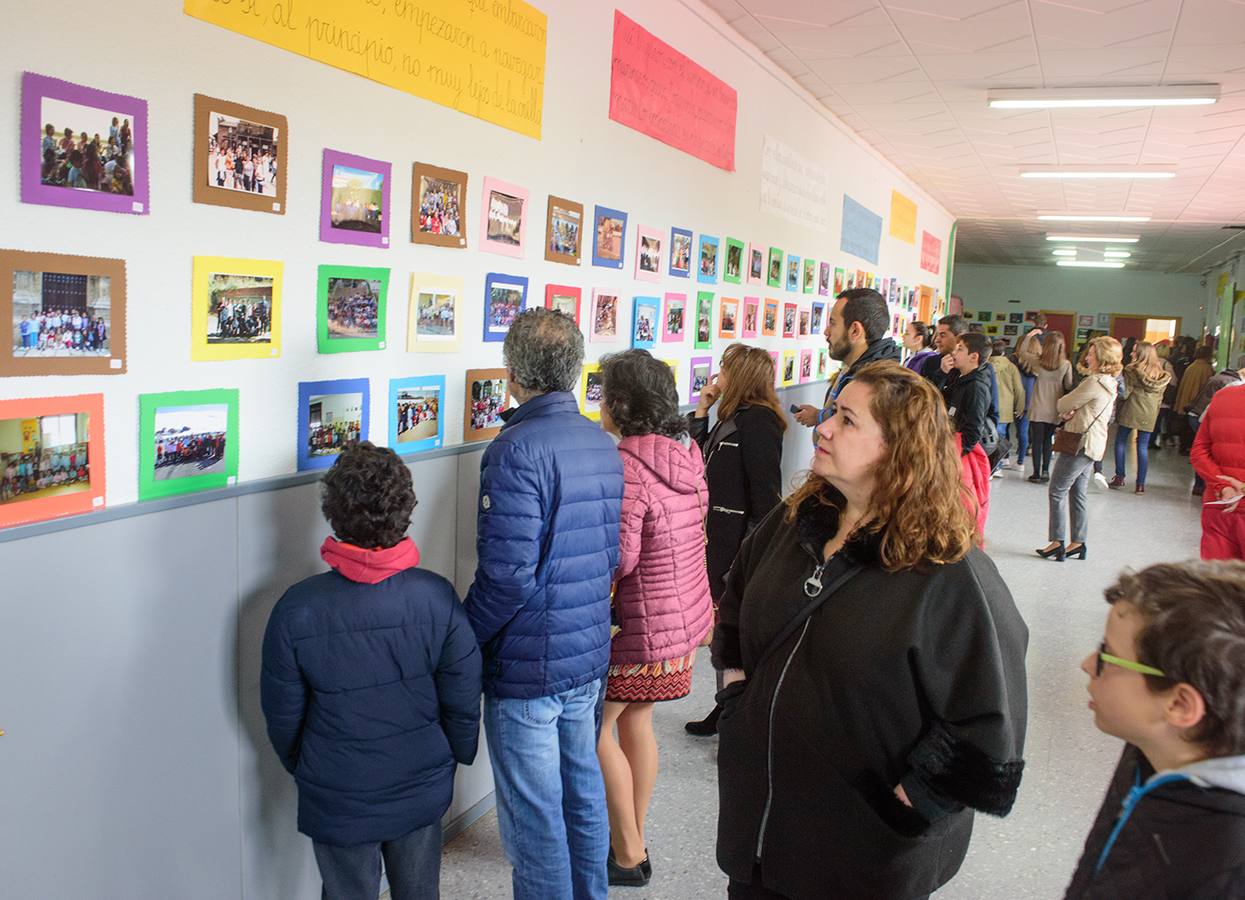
[785,361,977,571]
[320,441,417,548]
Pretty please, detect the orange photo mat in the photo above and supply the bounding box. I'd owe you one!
[0,393,106,529]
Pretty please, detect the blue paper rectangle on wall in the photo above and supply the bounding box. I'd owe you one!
[840,195,882,265]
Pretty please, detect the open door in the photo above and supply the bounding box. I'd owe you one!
[1040,311,1075,351]
[1111,315,1179,344]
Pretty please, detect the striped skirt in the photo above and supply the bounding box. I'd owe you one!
[605,650,697,703]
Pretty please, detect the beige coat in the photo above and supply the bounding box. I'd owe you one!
[990,356,1026,424]
[1057,374,1118,461]
[1117,366,1172,432]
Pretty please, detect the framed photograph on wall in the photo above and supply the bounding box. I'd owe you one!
[411,162,468,248]
[545,284,582,326]
[635,225,663,282]
[297,378,369,472]
[817,348,828,380]
[191,256,282,361]
[464,368,509,443]
[545,195,583,266]
[723,237,744,285]
[0,249,126,377]
[818,262,831,296]
[21,72,149,216]
[1009,312,1024,324]
[139,388,238,500]
[762,299,778,336]
[689,356,712,404]
[769,350,781,387]
[719,297,738,340]
[742,297,759,338]
[593,205,628,269]
[798,308,810,337]
[0,392,106,529]
[483,273,528,343]
[1096,312,1111,328]
[978,310,992,322]
[407,273,461,352]
[193,94,286,215]
[590,289,620,342]
[783,302,798,339]
[767,247,783,288]
[747,243,765,286]
[669,227,693,278]
[316,264,388,354]
[800,349,813,383]
[1077,314,1095,328]
[833,267,845,294]
[632,296,659,349]
[320,149,390,248]
[480,176,528,258]
[1004,324,1019,336]
[662,292,686,342]
[389,375,444,455]
[803,259,816,294]
[811,300,825,334]
[786,254,801,292]
[781,350,796,386]
[698,234,719,284]
[694,291,714,350]
[580,363,604,421]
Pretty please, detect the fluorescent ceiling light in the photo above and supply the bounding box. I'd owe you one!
[1022,168,1175,180]
[989,85,1218,109]
[1037,214,1151,223]
[1057,260,1126,269]
[1051,249,1078,256]
[1103,251,1132,258]
[1046,234,1140,243]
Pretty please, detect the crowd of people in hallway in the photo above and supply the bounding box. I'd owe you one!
[259,300,1245,900]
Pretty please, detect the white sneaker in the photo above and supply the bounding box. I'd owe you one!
[1092,472,1109,492]
[992,469,1004,479]
[1000,459,1013,470]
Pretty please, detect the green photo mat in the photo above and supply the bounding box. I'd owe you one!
[138,388,240,501]
[723,237,744,285]
[316,264,390,353]
[767,247,783,288]
[695,291,714,350]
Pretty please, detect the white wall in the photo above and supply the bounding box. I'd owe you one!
[1,0,953,512]
[952,264,1206,335]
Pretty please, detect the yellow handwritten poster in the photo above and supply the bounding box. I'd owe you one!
[889,190,917,244]
[184,0,547,139]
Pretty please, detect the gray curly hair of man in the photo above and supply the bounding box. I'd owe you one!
[502,307,584,394]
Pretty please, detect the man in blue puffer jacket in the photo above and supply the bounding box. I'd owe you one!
[465,307,623,900]
[261,442,482,899]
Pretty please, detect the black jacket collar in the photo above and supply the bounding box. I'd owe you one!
[794,492,883,566]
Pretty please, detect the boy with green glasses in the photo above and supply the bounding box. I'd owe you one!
[1065,561,1245,898]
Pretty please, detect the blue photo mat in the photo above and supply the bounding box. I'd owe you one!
[697,234,719,284]
[632,296,660,349]
[388,375,446,455]
[592,204,628,269]
[297,377,371,472]
[785,253,801,292]
[483,272,529,343]
[669,226,693,278]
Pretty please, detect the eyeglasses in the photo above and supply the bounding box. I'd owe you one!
[1096,642,1166,678]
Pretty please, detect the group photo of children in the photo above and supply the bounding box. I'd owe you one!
[206,110,278,195]
[468,379,506,432]
[593,292,617,337]
[486,190,523,246]
[207,274,273,343]
[325,278,380,339]
[11,272,110,358]
[548,205,581,256]
[39,96,134,195]
[486,286,523,335]
[395,390,439,443]
[152,403,227,480]
[414,291,456,338]
[329,165,384,233]
[417,176,462,237]
[0,413,90,505]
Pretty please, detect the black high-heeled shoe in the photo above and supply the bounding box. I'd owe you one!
[608,849,651,887]
[1036,542,1066,561]
[1065,543,1088,560]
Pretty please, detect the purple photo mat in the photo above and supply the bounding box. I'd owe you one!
[21,71,150,216]
[319,148,392,248]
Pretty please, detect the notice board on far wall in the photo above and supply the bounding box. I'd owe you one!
[609,10,737,171]
[183,0,548,139]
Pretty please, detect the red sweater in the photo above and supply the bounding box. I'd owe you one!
[1191,385,1245,503]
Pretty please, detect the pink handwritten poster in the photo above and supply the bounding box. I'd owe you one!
[921,231,942,274]
[609,10,737,172]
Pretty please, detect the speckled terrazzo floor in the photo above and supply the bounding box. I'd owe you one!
[437,446,1204,899]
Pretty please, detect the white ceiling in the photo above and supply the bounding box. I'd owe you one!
[701,0,1245,272]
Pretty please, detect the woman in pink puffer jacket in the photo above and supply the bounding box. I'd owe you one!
[596,350,713,888]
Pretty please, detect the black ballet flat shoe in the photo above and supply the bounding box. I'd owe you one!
[1027,474,1044,484]
[1036,542,1066,561]
[608,849,651,887]
[685,704,720,737]
[641,851,652,881]
[1065,543,1088,560]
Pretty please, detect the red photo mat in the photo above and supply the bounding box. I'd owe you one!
[0,393,105,529]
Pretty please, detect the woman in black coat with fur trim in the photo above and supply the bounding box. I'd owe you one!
[712,361,1029,900]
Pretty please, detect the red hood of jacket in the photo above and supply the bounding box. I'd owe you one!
[320,536,421,584]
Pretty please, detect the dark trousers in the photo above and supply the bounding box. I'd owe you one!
[728,868,928,900]
[313,821,441,900]
[1029,421,1057,476]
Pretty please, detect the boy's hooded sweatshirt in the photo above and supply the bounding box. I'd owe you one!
[261,536,482,846]
[1065,744,1245,898]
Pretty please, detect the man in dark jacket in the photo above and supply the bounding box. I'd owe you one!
[464,308,623,900]
[261,443,482,899]
[1066,561,1245,898]
[793,288,901,430]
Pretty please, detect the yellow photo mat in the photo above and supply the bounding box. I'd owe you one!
[191,256,283,361]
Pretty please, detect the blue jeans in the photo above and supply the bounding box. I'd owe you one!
[484,680,608,900]
[313,821,441,900]
[1114,426,1152,485]
[1016,373,1035,462]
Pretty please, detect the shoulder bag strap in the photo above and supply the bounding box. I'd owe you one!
[752,564,864,674]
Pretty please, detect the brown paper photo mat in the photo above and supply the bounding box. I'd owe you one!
[544,195,583,265]
[411,162,469,248]
[192,94,288,215]
[0,249,126,377]
[463,367,510,443]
